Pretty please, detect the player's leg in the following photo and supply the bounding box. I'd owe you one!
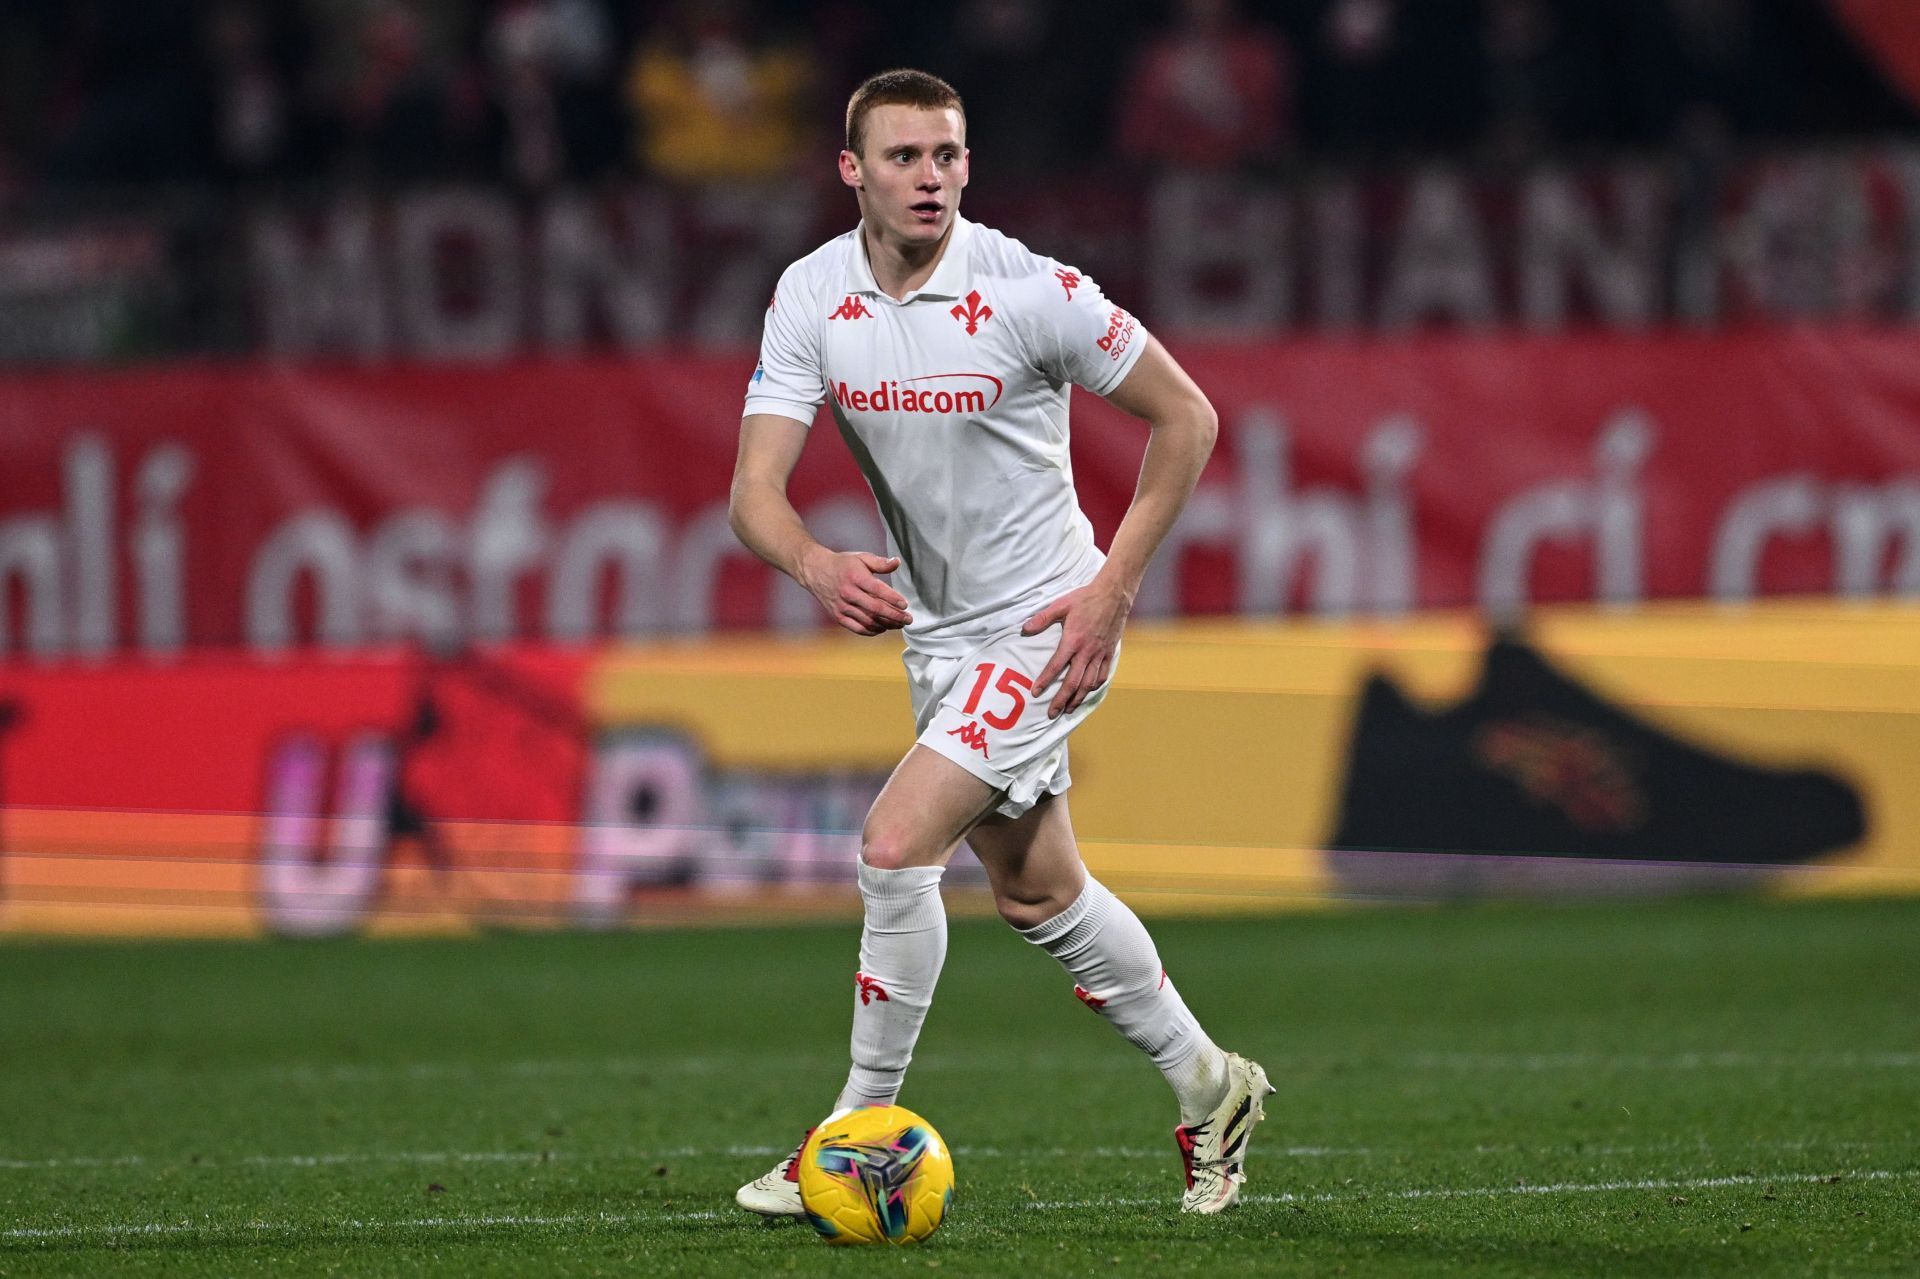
[968,793,1230,1116]
[967,794,1274,1213]
[836,744,1000,1110]
[736,745,996,1217]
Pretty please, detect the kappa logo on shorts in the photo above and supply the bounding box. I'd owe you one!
[947,720,990,758]
[855,972,891,1005]
[831,295,874,320]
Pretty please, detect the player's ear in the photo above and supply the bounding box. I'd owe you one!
[958,147,970,189]
[838,149,862,190]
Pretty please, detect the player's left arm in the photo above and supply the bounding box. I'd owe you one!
[1023,336,1217,717]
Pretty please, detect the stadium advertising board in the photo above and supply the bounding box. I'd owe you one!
[1,328,1918,662]
[0,603,1912,935]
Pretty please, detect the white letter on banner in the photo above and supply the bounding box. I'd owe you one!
[1721,153,1860,320]
[1829,154,1889,319]
[575,733,706,925]
[0,514,64,656]
[1147,173,1291,334]
[1479,484,1585,623]
[1478,412,1652,619]
[134,443,194,655]
[258,733,392,936]
[691,183,818,346]
[393,190,522,360]
[1709,476,1824,602]
[546,502,671,643]
[1474,412,1658,618]
[1135,485,1233,620]
[1235,409,1361,617]
[670,502,750,633]
[247,510,362,651]
[1520,167,1664,329]
[64,434,115,655]
[1378,169,1498,330]
[1362,417,1422,616]
[468,458,551,642]
[250,201,390,357]
[537,190,673,349]
[365,511,463,646]
[1831,481,1920,597]
[1594,410,1653,609]
[1308,179,1364,330]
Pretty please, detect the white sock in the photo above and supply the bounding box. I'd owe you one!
[1020,877,1229,1124]
[834,861,947,1110]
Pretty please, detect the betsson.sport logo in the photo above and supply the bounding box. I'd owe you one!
[1096,307,1137,361]
[833,373,1004,416]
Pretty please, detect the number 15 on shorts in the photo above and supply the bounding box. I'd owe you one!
[962,663,1034,729]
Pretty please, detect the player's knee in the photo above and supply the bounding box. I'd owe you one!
[859,824,924,872]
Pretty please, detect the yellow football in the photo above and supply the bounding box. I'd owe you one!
[797,1104,955,1245]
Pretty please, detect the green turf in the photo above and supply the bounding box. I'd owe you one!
[1,895,1916,1276]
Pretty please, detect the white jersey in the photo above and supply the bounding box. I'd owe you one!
[744,215,1150,657]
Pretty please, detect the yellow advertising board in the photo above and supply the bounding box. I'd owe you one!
[1,601,1913,936]
[590,601,1920,911]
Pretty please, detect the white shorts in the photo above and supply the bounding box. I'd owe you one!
[905,625,1119,819]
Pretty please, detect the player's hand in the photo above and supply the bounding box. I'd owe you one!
[800,548,913,637]
[1022,576,1130,718]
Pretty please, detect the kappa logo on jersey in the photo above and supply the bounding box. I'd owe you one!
[1055,269,1081,300]
[833,372,1004,415]
[1096,306,1137,361]
[951,289,993,335]
[855,972,891,1005]
[831,295,874,320]
[947,721,990,757]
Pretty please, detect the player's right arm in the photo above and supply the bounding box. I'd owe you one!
[733,259,911,636]
[728,415,911,637]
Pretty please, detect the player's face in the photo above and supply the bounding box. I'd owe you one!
[841,106,969,249]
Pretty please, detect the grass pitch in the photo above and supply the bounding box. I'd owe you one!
[1,895,1916,1276]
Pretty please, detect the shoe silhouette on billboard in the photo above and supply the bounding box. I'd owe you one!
[1326,634,1867,898]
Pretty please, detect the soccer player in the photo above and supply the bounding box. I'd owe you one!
[728,69,1272,1215]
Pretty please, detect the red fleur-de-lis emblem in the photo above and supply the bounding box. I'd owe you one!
[1055,269,1080,300]
[951,290,992,335]
[947,721,990,757]
[855,972,890,1006]
[1073,984,1107,1011]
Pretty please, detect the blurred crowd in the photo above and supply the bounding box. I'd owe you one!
[1,0,1913,201]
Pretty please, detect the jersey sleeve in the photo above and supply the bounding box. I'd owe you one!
[1017,263,1151,398]
[742,264,825,425]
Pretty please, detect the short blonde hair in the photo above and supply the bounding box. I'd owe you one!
[845,69,965,158]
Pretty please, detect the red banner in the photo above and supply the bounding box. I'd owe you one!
[3,329,1919,659]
